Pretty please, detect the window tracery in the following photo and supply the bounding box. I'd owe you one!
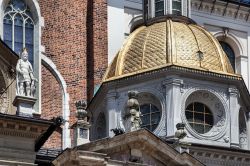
[3,0,34,64]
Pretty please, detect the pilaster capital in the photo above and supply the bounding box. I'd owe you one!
[228,87,239,96]
[162,78,183,87]
[107,90,117,100]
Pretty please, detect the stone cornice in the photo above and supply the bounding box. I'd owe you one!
[192,0,250,23]
[104,65,242,86]
[190,145,250,165]
[0,120,46,138]
[77,129,203,166]
[0,114,52,138]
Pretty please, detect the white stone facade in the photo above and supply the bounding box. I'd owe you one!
[89,66,250,153]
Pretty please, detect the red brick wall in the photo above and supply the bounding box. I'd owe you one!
[87,0,108,100]
[39,0,108,148]
[41,65,62,148]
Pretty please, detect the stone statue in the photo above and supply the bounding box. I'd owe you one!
[16,48,37,97]
[124,91,141,132]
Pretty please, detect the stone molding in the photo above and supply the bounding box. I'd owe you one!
[190,146,250,166]
[192,0,250,23]
[41,54,71,149]
[54,129,203,166]
[0,120,47,138]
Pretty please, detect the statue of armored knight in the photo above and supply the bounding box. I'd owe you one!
[16,48,37,97]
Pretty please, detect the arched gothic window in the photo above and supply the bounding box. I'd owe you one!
[219,41,235,71]
[3,0,34,65]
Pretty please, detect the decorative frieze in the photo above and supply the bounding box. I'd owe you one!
[190,148,250,166]
[192,0,250,23]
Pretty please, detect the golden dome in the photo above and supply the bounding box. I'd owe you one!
[103,17,235,82]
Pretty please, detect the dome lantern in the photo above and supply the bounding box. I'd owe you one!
[143,0,191,20]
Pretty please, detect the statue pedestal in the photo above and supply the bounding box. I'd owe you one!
[73,120,90,146]
[13,95,37,117]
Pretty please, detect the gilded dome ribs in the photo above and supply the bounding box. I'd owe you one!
[167,20,173,64]
[103,17,236,82]
[141,26,152,69]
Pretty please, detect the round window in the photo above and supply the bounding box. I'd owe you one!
[140,104,161,132]
[185,102,213,134]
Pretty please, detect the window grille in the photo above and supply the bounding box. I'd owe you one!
[185,102,213,134]
[140,103,161,131]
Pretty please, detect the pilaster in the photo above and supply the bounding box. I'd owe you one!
[246,111,250,150]
[163,77,183,137]
[106,90,117,137]
[228,87,240,148]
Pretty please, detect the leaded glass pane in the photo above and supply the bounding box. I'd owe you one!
[141,114,150,125]
[185,102,213,134]
[12,0,26,11]
[26,44,33,64]
[140,103,161,132]
[14,42,23,54]
[3,0,34,65]
[219,42,235,71]
[194,102,204,113]
[194,113,204,123]
[172,0,182,15]
[140,104,150,114]
[3,14,12,48]
[14,14,23,43]
[151,124,158,131]
[25,21,34,44]
[185,111,193,122]
[151,113,160,124]
[155,0,164,17]
[151,104,159,113]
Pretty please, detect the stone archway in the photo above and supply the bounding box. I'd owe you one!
[41,54,71,149]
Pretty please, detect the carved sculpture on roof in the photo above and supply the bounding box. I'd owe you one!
[124,91,141,132]
[75,100,88,122]
[16,48,37,97]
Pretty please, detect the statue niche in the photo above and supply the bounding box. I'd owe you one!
[16,48,37,97]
